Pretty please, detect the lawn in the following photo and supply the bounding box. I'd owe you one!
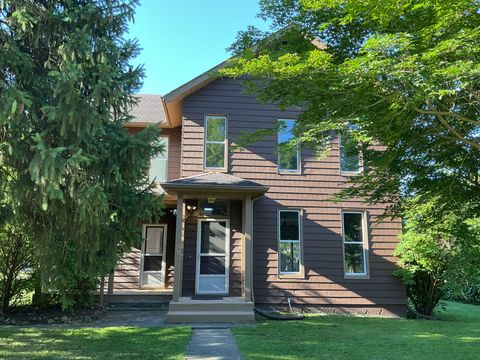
[0,326,191,360]
[233,301,480,360]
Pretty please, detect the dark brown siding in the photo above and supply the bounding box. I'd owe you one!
[181,77,406,315]
[111,208,176,292]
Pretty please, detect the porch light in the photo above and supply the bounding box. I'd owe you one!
[207,197,216,204]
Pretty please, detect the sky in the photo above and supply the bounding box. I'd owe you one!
[127,0,270,95]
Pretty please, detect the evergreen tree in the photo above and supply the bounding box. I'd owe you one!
[0,0,163,308]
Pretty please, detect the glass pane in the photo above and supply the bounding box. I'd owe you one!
[279,211,299,240]
[144,256,162,271]
[280,242,300,273]
[201,221,226,254]
[340,134,360,172]
[343,213,363,242]
[205,143,225,168]
[145,226,164,254]
[199,199,229,216]
[278,119,298,171]
[149,158,168,182]
[344,244,365,274]
[278,119,295,144]
[206,117,226,141]
[200,256,226,275]
[278,143,298,171]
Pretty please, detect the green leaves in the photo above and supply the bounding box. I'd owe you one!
[0,0,162,309]
[227,0,480,219]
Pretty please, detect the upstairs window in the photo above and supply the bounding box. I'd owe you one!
[278,119,300,173]
[340,133,361,174]
[204,116,227,170]
[149,136,168,183]
[278,210,302,275]
[342,211,368,276]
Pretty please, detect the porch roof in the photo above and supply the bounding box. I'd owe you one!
[161,173,269,197]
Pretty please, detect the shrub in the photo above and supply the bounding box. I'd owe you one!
[394,198,480,316]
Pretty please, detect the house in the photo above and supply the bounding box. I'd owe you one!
[104,62,406,323]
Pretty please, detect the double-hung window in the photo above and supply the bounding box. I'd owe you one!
[340,133,361,174]
[278,119,300,173]
[204,116,227,170]
[342,211,368,276]
[278,210,302,275]
[149,136,168,183]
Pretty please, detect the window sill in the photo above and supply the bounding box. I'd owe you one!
[340,171,362,177]
[344,274,370,280]
[278,273,305,280]
[278,170,302,175]
[204,168,227,173]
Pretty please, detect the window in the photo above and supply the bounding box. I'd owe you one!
[278,210,302,275]
[204,116,227,169]
[342,212,368,276]
[340,133,361,173]
[149,136,168,183]
[278,119,300,173]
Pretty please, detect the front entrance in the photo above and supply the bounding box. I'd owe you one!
[196,219,230,294]
[140,224,168,288]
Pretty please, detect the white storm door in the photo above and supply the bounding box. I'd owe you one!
[196,219,230,294]
[141,224,167,288]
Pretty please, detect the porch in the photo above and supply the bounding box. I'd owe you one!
[162,173,268,323]
[104,173,267,323]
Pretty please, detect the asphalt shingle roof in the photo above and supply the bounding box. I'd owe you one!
[128,94,166,124]
[163,173,268,192]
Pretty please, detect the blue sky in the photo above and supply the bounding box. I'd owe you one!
[128,0,270,95]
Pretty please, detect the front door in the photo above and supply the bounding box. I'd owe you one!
[196,219,230,294]
[140,224,167,288]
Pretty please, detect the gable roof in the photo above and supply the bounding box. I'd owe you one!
[127,33,327,129]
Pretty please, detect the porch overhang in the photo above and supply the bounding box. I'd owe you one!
[160,173,269,199]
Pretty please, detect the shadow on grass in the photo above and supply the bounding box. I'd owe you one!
[234,302,480,360]
[0,326,191,360]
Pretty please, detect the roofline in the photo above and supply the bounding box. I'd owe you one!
[163,60,229,102]
[162,35,326,104]
[160,182,269,194]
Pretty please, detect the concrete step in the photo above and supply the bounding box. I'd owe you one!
[169,301,254,312]
[166,310,255,323]
[107,301,170,311]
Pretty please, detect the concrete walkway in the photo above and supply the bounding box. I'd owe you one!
[186,328,242,360]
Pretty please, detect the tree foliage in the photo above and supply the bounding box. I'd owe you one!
[0,0,163,308]
[223,0,480,217]
[394,198,480,316]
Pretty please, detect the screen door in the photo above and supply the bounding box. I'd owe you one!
[141,224,167,288]
[196,219,229,294]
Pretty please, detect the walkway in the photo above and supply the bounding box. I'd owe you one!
[186,328,242,360]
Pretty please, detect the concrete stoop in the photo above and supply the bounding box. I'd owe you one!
[166,299,255,323]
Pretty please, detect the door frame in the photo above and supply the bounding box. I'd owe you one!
[195,218,230,295]
[139,223,168,289]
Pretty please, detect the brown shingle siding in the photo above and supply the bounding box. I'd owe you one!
[179,77,405,315]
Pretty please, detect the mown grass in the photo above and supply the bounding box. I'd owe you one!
[233,301,480,360]
[0,326,191,360]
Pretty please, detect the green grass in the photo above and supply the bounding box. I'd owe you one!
[233,301,480,360]
[0,326,191,359]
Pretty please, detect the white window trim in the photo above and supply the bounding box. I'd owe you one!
[278,119,301,174]
[339,134,363,175]
[341,211,369,277]
[139,223,168,289]
[149,135,169,183]
[278,209,303,276]
[204,115,227,171]
[195,218,230,295]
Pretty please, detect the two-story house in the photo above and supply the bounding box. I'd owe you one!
[104,61,406,323]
